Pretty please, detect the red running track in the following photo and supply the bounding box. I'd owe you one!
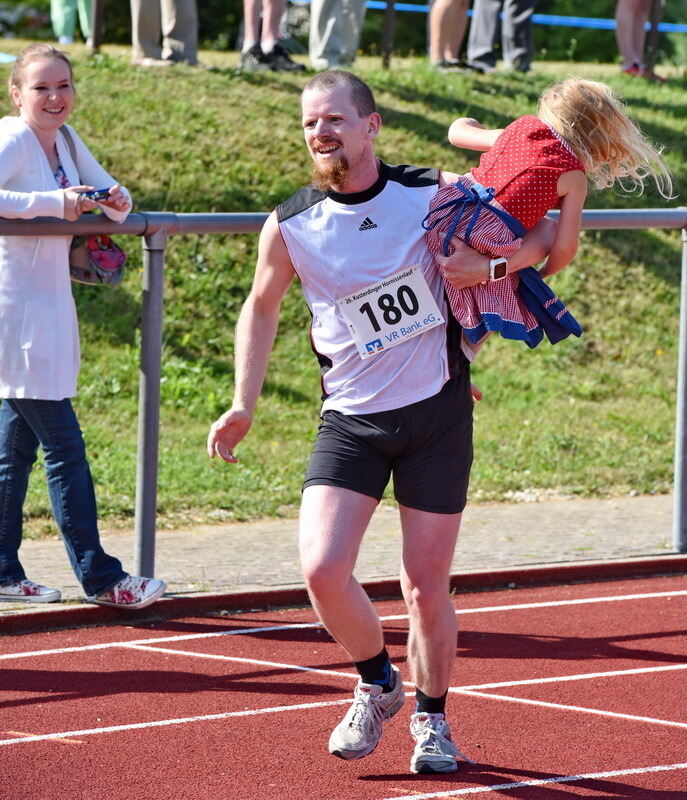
[1,574,686,799]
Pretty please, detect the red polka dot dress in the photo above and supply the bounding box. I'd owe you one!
[424,115,584,357]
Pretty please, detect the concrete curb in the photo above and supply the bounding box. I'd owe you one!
[2,553,686,636]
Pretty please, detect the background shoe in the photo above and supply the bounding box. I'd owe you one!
[265,43,305,72]
[621,63,642,76]
[467,60,496,74]
[0,579,61,603]
[328,664,405,760]
[409,712,473,774]
[239,44,270,72]
[433,59,483,73]
[88,575,166,610]
[133,57,174,68]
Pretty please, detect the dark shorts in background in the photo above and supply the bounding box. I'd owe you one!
[303,366,474,514]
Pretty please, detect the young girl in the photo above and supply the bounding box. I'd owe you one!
[423,76,672,359]
[0,44,166,608]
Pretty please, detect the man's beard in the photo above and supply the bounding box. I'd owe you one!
[310,154,350,192]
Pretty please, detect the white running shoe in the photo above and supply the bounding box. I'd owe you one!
[88,575,166,609]
[0,579,61,603]
[409,712,474,774]
[329,664,405,760]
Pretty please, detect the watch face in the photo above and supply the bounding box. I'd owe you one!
[493,260,508,279]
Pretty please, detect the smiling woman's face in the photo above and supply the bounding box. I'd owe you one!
[10,57,75,134]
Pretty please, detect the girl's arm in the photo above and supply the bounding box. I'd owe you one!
[539,170,587,278]
[448,117,503,152]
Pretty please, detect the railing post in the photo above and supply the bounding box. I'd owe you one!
[673,227,687,554]
[134,227,167,576]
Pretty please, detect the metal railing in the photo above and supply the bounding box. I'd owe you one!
[1,207,686,573]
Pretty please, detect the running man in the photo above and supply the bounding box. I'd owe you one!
[207,70,553,773]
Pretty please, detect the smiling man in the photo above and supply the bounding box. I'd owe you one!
[208,70,553,773]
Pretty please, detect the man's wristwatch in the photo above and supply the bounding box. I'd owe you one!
[489,257,508,281]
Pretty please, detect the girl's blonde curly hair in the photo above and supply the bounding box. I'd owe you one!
[538,77,672,198]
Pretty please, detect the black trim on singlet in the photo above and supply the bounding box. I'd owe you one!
[277,185,327,223]
[276,162,439,220]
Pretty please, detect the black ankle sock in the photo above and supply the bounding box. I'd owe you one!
[415,688,448,715]
[354,647,394,692]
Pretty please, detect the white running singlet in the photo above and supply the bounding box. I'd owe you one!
[277,163,451,415]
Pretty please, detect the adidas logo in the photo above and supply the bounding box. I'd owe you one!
[359,217,378,231]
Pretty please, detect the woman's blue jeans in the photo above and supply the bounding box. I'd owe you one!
[0,398,125,596]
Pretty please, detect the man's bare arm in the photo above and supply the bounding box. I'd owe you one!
[207,211,295,462]
[436,216,557,291]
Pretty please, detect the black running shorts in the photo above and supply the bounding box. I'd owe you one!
[303,366,473,514]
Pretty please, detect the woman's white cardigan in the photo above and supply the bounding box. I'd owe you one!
[0,116,132,400]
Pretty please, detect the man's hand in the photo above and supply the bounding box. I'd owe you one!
[207,408,253,463]
[435,237,489,290]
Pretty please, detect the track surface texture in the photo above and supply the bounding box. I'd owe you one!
[2,574,686,799]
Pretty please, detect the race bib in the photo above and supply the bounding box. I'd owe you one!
[338,266,444,360]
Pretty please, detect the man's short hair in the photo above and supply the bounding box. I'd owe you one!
[303,70,377,118]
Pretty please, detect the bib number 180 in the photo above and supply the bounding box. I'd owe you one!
[359,285,420,332]
[337,265,444,360]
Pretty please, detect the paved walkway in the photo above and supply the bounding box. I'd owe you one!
[0,493,679,619]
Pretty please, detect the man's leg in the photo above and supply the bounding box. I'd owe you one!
[76,0,93,40]
[466,0,500,71]
[51,0,77,43]
[429,0,469,65]
[614,0,651,70]
[300,484,382,661]
[300,484,405,759]
[130,0,162,61]
[400,504,471,773]
[309,0,363,69]
[161,0,198,64]
[501,0,537,72]
[400,504,460,699]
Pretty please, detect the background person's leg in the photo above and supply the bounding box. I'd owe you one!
[15,399,125,598]
[309,0,361,69]
[466,0,501,71]
[51,0,78,44]
[130,0,162,61]
[161,0,198,63]
[615,0,651,70]
[0,400,40,584]
[429,0,469,65]
[501,0,537,71]
[76,0,93,40]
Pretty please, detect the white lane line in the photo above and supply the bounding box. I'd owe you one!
[0,622,322,660]
[121,643,359,680]
[379,589,687,622]
[456,689,687,729]
[455,662,687,690]
[123,643,420,690]
[0,697,356,747]
[380,762,687,799]
[2,589,685,662]
[129,645,687,696]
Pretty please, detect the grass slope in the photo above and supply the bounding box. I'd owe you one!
[0,43,684,535]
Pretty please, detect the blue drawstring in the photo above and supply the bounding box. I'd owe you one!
[422,181,527,256]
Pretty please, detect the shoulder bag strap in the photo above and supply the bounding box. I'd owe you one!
[59,124,79,180]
